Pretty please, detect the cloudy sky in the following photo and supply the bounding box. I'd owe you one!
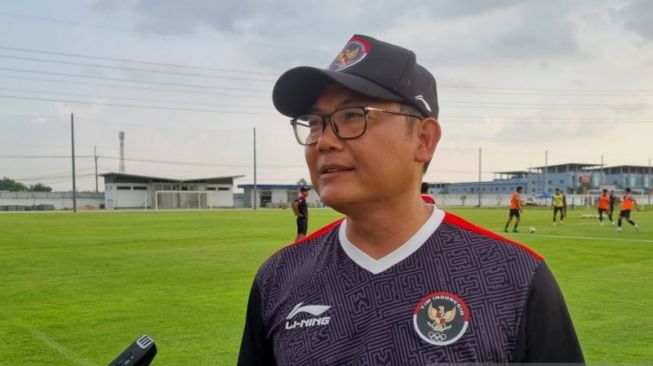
[1,0,653,191]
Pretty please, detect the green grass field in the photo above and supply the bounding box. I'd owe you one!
[1,207,651,365]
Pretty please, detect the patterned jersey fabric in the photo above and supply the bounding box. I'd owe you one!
[238,209,583,365]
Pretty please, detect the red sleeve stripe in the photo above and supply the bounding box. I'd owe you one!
[442,212,543,262]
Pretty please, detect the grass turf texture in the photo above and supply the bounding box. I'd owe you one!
[0,207,651,364]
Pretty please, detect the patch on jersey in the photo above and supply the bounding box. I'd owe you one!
[413,291,469,346]
[328,36,370,71]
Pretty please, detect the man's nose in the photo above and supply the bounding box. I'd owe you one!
[315,121,343,151]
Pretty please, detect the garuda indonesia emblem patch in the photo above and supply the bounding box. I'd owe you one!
[328,36,370,71]
[413,291,469,346]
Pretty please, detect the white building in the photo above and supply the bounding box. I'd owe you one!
[238,184,321,208]
[102,173,242,210]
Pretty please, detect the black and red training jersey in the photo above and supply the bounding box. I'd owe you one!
[238,208,584,365]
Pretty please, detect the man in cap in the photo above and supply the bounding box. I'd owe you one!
[291,186,310,241]
[238,34,583,364]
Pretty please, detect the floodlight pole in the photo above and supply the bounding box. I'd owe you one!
[649,157,651,205]
[253,127,257,210]
[477,147,482,207]
[600,154,604,188]
[94,145,99,193]
[543,150,548,195]
[71,113,77,213]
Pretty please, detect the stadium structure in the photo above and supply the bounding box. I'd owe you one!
[444,163,652,196]
[422,163,652,207]
[101,173,243,210]
[2,163,651,210]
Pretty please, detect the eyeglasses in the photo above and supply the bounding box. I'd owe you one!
[290,106,423,146]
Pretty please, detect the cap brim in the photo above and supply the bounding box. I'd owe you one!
[272,66,403,118]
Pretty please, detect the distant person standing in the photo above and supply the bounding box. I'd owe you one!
[291,186,310,241]
[552,188,567,225]
[505,186,524,233]
[608,190,617,224]
[617,187,640,233]
[597,189,612,225]
[420,182,436,204]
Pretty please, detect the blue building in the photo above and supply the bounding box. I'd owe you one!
[446,171,527,195]
[442,162,652,203]
[527,163,599,194]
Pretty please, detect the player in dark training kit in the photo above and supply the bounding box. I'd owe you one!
[291,186,310,241]
[238,34,584,365]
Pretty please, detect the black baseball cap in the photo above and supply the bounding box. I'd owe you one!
[300,185,310,192]
[273,34,438,119]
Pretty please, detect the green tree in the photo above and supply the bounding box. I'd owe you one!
[0,177,28,192]
[29,183,53,192]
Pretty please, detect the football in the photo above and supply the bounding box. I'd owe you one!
[529,226,536,233]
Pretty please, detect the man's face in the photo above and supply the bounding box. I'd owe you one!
[304,83,435,212]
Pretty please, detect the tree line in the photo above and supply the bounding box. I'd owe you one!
[0,177,52,192]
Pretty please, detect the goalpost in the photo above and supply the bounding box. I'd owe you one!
[154,190,211,210]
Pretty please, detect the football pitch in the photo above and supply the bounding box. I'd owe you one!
[1,207,651,365]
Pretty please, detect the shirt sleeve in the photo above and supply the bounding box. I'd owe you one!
[237,279,277,366]
[513,262,585,363]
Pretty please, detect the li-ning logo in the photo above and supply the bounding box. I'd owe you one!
[414,95,432,113]
[285,302,331,330]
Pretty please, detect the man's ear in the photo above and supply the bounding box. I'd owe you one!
[415,118,441,164]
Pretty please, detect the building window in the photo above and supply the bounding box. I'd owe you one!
[117,186,131,190]
[206,187,217,191]
[218,187,230,191]
[133,186,147,190]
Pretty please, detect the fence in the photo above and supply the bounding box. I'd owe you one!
[0,191,104,211]
[435,193,652,208]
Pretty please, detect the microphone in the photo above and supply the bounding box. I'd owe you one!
[107,335,157,366]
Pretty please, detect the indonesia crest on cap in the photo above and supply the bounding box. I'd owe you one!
[413,291,470,346]
[328,36,370,72]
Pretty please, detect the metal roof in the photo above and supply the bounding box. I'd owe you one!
[529,163,599,170]
[239,184,313,190]
[493,170,530,175]
[100,172,244,184]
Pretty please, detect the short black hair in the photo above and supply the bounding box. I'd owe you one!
[625,187,631,193]
[516,186,522,192]
[420,182,429,194]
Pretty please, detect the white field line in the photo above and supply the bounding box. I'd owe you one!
[522,233,653,243]
[1,312,98,366]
